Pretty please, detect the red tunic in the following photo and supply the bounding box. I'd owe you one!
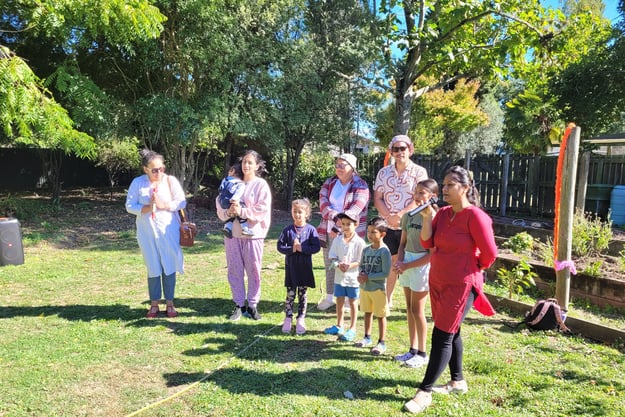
[421,205,497,333]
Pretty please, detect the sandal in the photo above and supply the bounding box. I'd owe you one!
[432,380,468,395]
[146,305,159,318]
[166,305,178,318]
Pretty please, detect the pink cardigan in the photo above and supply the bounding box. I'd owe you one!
[216,177,272,239]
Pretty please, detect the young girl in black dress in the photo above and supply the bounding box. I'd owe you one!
[277,198,321,335]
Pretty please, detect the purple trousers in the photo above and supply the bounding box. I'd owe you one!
[224,237,264,309]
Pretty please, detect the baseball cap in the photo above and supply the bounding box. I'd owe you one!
[336,212,358,224]
[388,135,414,154]
[337,153,357,170]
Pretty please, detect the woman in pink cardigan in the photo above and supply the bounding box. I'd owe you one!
[216,150,272,321]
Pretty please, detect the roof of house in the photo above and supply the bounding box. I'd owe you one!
[584,133,625,145]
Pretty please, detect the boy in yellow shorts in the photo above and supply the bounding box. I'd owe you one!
[356,217,392,355]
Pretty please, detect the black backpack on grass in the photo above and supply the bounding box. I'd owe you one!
[524,298,569,332]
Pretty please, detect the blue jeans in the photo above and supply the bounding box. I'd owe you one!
[148,272,176,301]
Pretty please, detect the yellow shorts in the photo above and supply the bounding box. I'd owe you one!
[360,289,389,318]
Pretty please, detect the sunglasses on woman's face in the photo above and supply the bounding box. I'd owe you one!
[392,146,408,153]
[335,163,348,169]
[150,167,165,174]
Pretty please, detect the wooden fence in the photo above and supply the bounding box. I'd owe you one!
[358,153,625,218]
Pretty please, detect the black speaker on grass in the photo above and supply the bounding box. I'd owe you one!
[0,218,24,266]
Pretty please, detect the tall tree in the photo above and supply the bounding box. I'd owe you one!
[551,1,625,137]
[263,0,378,205]
[504,0,611,152]
[72,0,300,193]
[376,0,553,138]
[0,0,165,200]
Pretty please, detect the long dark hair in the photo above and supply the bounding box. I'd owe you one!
[445,166,480,207]
[240,150,267,177]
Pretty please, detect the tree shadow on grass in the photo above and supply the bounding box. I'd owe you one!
[164,365,414,402]
[0,297,284,322]
[0,303,144,321]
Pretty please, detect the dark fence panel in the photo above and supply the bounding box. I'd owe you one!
[357,151,625,219]
[1,148,115,191]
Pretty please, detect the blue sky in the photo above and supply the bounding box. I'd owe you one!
[542,0,621,23]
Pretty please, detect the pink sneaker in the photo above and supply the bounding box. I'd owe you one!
[295,317,306,335]
[281,316,292,334]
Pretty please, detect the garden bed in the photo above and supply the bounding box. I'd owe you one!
[488,254,625,310]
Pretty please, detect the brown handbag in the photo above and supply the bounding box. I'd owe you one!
[179,209,197,247]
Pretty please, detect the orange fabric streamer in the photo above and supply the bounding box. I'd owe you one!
[383,149,392,167]
[553,123,576,261]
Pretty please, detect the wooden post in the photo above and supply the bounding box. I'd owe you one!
[555,127,581,310]
[500,153,509,216]
[575,151,590,211]
[464,149,472,168]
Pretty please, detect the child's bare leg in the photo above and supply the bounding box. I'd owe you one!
[347,298,358,331]
[364,312,373,336]
[378,316,387,342]
[335,296,345,328]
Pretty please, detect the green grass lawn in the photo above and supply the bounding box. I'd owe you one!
[0,194,624,416]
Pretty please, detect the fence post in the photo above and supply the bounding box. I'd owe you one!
[555,126,580,311]
[575,151,590,212]
[500,153,509,216]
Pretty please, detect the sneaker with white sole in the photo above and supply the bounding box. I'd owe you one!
[317,298,335,311]
[403,390,432,414]
[432,380,468,395]
[394,351,415,362]
[229,305,243,321]
[403,354,428,368]
[370,342,387,355]
[281,316,292,333]
[245,306,262,320]
[355,337,372,347]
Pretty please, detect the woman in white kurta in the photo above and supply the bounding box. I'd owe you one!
[126,149,187,318]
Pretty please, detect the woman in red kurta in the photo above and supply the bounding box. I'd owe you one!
[404,166,498,414]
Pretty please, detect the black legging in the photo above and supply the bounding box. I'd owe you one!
[419,289,477,392]
[285,286,308,319]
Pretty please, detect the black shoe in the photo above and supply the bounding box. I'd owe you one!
[222,227,233,239]
[246,306,262,320]
[229,305,243,321]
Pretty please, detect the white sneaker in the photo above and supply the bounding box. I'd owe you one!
[394,351,415,362]
[403,354,428,368]
[316,298,335,311]
[432,380,468,395]
[403,390,432,414]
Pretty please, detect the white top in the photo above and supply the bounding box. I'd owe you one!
[125,174,187,277]
[328,234,367,288]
